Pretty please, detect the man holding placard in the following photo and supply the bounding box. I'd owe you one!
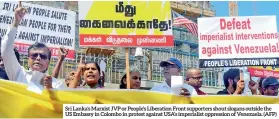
[1,2,66,89]
[217,68,258,95]
[150,58,192,96]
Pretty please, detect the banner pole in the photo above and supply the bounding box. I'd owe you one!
[125,48,131,89]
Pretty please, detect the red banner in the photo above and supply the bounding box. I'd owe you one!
[79,34,174,47]
[14,43,75,60]
[248,68,279,78]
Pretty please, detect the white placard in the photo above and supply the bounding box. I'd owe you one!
[0,1,76,59]
[198,16,278,68]
[27,71,45,94]
[170,76,183,95]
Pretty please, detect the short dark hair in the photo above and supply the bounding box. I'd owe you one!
[27,42,51,60]
[120,74,127,89]
[223,68,240,88]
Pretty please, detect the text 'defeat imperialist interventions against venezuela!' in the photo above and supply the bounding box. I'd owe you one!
[198,16,279,68]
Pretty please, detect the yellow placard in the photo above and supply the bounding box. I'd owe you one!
[78,1,174,47]
[0,80,278,118]
[79,1,172,35]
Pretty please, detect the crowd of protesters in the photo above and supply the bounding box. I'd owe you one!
[0,2,278,97]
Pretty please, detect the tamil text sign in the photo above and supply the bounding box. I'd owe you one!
[78,1,173,47]
[198,16,279,68]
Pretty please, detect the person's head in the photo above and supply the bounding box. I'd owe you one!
[223,68,240,90]
[160,58,182,83]
[82,62,101,86]
[262,77,279,96]
[257,77,265,95]
[0,48,21,70]
[65,71,81,87]
[27,42,51,73]
[120,70,141,89]
[185,68,203,89]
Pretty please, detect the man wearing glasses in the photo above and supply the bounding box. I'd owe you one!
[150,58,190,96]
[1,2,66,89]
[185,68,206,95]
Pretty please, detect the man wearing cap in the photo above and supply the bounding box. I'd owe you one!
[262,77,279,96]
[150,58,190,96]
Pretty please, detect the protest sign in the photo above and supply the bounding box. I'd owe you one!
[248,66,279,78]
[198,16,279,68]
[0,1,76,59]
[78,1,173,47]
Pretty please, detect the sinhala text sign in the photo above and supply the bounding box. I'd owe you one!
[0,1,76,59]
[248,66,279,78]
[78,1,173,47]
[198,16,279,68]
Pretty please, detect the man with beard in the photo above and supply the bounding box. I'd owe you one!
[185,68,206,95]
[217,68,258,95]
[261,77,279,96]
[150,58,191,96]
[1,2,66,89]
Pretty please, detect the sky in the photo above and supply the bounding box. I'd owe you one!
[211,1,279,31]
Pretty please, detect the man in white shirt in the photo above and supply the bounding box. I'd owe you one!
[1,2,66,89]
[150,58,190,95]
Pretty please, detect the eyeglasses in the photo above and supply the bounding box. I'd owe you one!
[188,76,203,80]
[163,64,179,69]
[29,53,48,60]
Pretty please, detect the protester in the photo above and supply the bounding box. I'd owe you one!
[185,68,206,95]
[217,68,258,95]
[257,77,265,95]
[69,57,102,89]
[150,58,191,96]
[52,47,69,78]
[119,69,141,89]
[0,48,20,80]
[261,77,279,96]
[65,71,82,87]
[1,2,66,89]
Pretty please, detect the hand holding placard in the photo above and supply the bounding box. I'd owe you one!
[171,76,183,95]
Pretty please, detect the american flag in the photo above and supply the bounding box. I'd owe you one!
[172,10,198,36]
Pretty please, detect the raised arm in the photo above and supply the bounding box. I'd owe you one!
[1,1,26,81]
[51,47,69,78]
[69,56,85,88]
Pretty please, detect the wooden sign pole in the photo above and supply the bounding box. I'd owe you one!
[125,48,131,89]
